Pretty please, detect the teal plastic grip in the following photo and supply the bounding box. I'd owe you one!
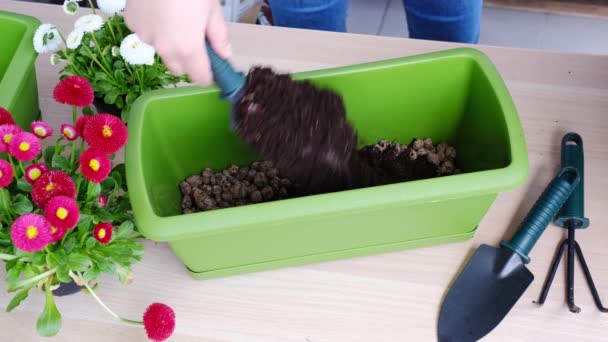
[205,42,246,104]
[554,133,589,229]
[501,166,580,263]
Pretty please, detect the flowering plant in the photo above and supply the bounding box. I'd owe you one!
[34,0,188,122]
[0,77,175,341]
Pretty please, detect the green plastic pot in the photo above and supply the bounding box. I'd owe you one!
[0,10,41,128]
[126,47,528,280]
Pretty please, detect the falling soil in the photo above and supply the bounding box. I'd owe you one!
[180,67,460,213]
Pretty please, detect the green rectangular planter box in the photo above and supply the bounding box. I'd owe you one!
[0,10,41,128]
[126,47,528,280]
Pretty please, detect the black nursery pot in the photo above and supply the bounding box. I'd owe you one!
[93,98,121,118]
[51,280,83,297]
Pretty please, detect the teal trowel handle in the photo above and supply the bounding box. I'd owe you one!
[555,132,589,229]
[205,42,246,104]
[501,166,580,263]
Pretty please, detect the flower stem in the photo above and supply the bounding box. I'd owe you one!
[105,15,118,43]
[18,162,25,178]
[12,268,56,291]
[77,273,143,325]
[82,44,118,85]
[0,253,17,261]
[7,155,19,178]
[1,189,15,222]
[89,32,112,72]
[114,16,125,38]
[87,0,96,15]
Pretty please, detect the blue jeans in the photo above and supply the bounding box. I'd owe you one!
[267,0,482,44]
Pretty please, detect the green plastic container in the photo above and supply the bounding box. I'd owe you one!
[0,10,41,128]
[126,47,528,280]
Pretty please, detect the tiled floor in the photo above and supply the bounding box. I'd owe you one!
[347,0,608,55]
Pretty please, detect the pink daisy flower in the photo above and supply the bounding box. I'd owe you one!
[10,213,52,252]
[49,225,67,243]
[93,222,112,244]
[8,132,41,162]
[61,124,79,141]
[31,121,53,139]
[31,171,76,209]
[53,75,94,107]
[0,124,22,153]
[0,159,14,188]
[0,107,15,126]
[83,114,128,154]
[45,196,80,230]
[98,194,107,208]
[76,115,90,137]
[25,164,49,184]
[143,303,176,342]
[79,149,112,183]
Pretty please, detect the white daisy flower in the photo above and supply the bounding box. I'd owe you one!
[33,23,63,54]
[63,0,79,15]
[74,14,104,33]
[66,30,84,49]
[50,53,61,65]
[111,46,120,57]
[97,0,126,14]
[120,33,156,65]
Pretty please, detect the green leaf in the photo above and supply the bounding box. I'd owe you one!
[36,285,62,337]
[103,89,120,105]
[115,221,134,239]
[112,163,127,191]
[6,286,33,312]
[67,253,92,272]
[97,80,113,93]
[13,195,33,215]
[90,254,115,274]
[52,155,71,171]
[145,67,158,81]
[46,253,59,268]
[113,60,124,69]
[86,183,101,202]
[125,92,138,105]
[32,252,46,266]
[94,209,113,222]
[82,266,100,283]
[17,178,32,192]
[78,214,93,230]
[114,69,126,84]
[94,72,108,82]
[62,237,76,253]
[55,264,70,283]
[6,264,23,289]
[85,236,97,249]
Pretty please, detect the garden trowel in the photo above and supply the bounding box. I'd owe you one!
[438,165,580,342]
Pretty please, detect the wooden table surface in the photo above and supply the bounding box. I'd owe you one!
[1,1,607,341]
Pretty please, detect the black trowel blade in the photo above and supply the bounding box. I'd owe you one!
[438,244,534,342]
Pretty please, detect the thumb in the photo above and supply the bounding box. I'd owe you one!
[206,4,232,59]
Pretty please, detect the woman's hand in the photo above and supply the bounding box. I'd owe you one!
[123,0,232,86]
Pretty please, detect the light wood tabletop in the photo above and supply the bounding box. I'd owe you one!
[1,1,607,341]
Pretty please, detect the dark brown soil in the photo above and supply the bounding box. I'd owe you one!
[180,139,459,214]
[180,160,293,214]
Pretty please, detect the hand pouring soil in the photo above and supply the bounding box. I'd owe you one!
[438,166,581,342]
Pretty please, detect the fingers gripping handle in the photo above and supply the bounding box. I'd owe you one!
[501,167,580,263]
[205,41,246,103]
